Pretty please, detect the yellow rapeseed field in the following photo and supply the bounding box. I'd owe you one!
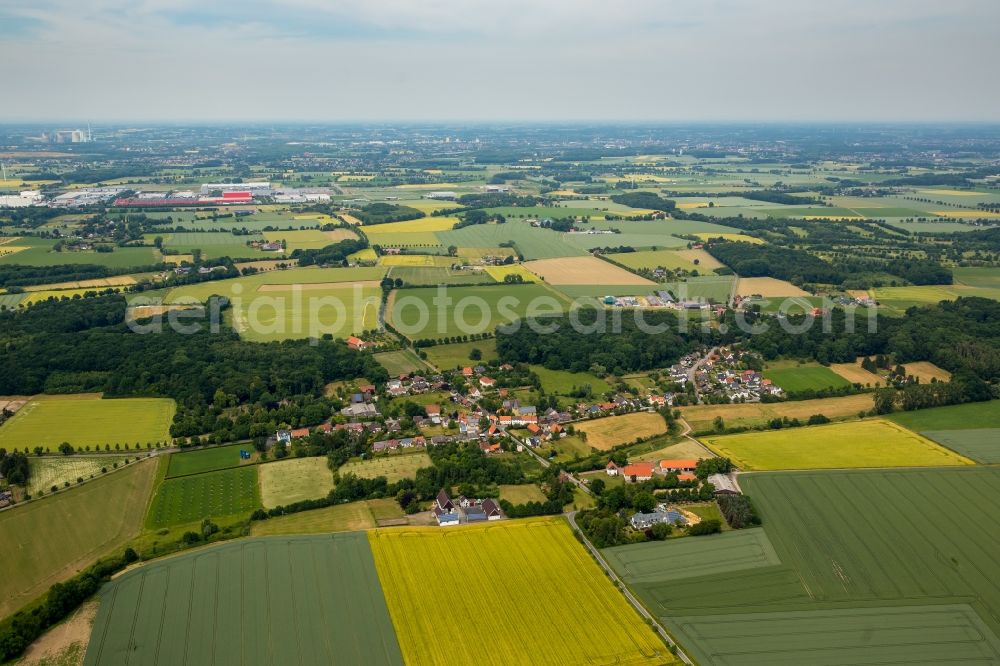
[363,216,460,234]
[702,419,974,471]
[369,518,673,666]
[483,264,538,282]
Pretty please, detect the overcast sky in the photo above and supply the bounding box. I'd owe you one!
[3,0,999,123]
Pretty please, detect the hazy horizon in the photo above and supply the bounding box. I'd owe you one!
[2,0,999,123]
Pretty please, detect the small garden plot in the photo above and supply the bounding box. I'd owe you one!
[258,457,334,508]
[338,452,432,483]
[575,412,667,451]
[498,484,548,504]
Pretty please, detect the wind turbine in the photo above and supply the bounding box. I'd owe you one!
[1,163,7,182]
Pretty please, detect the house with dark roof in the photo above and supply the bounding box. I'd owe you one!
[482,498,502,520]
[436,489,454,512]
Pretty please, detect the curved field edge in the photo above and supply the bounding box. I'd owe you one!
[0,458,158,619]
[368,518,674,666]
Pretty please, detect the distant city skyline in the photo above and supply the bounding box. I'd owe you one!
[2,0,998,122]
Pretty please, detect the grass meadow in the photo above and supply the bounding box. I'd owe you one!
[0,458,157,619]
[0,396,175,452]
[258,457,335,508]
[338,452,432,483]
[575,412,667,450]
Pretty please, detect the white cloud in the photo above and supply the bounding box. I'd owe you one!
[2,0,998,121]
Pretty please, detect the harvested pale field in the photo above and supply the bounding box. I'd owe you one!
[256,280,381,292]
[679,393,874,433]
[830,360,884,386]
[22,276,136,292]
[675,248,723,269]
[522,256,655,285]
[903,361,952,383]
[19,600,98,666]
[696,233,764,244]
[379,254,455,267]
[126,304,201,321]
[251,502,377,535]
[575,412,667,450]
[933,210,1000,218]
[339,213,364,225]
[237,259,298,272]
[363,216,459,233]
[736,277,810,298]
[0,246,28,257]
[162,254,194,265]
[632,439,716,463]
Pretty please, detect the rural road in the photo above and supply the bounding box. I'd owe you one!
[564,511,693,665]
[687,346,718,402]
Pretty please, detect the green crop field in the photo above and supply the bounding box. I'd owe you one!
[83,534,404,666]
[258,456,334,508]
[421,338,498,369]
[702,419,974,470]
[155,231,266,259]
[166,444,249,478]
[886,400,1000,431]
[661,275,735,303]
[0,237,160,268]
[604,528,780,584]
[611,467,1000,664]
[0,458,158,619]
[607,249,699,272]
[762,362,851,393]
[436,220,585,259]
[953,266,1000,288]
[373,349,431,375]
[388,283,567,339]
[922,429,1000,463]
[146,466,260,528]
[387,265,496,286]
[0,396,175,452]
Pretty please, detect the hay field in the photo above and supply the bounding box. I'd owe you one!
[166,443,247,478]
[736,277,810,298]
[374,349,430,375]
[575,412,666,450]
[829,359,884,385]
[696,233,764,244]
[259,457,334,508]
[83,534,404,666]
[702,419,974,470]
[0,458,157,619]
[251,501,378,535]
[523,256,655,285]
[368,518,672,666]
[21,276,136,292]
[0,396,175,451]
[421,338,498,369]
[483,264,538,282]
[607,249,700,272]
[498,484,547,504]
[679,394,873,433]
[378,254,455,267]
[27,455,131,495]
[902,360,951,383]
[339,452,432,483]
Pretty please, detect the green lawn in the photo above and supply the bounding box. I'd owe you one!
[762,362,851,393]
[0,396,176,452]
[421,339,498,370]
[258,456,335,508]
[374,349,431,376]
[146,466,260,528]
[83,533,404,665]
[166,444,250,478]
[530,365,612,397]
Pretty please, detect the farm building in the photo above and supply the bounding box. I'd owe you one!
[659,459,698,474]
[434,507,459,526]
[630,509,688,530]
[482,498,502,521]
[606,460,620,476]
[621,462,654,482]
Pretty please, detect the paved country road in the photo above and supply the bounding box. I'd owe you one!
[564,511,693,665]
